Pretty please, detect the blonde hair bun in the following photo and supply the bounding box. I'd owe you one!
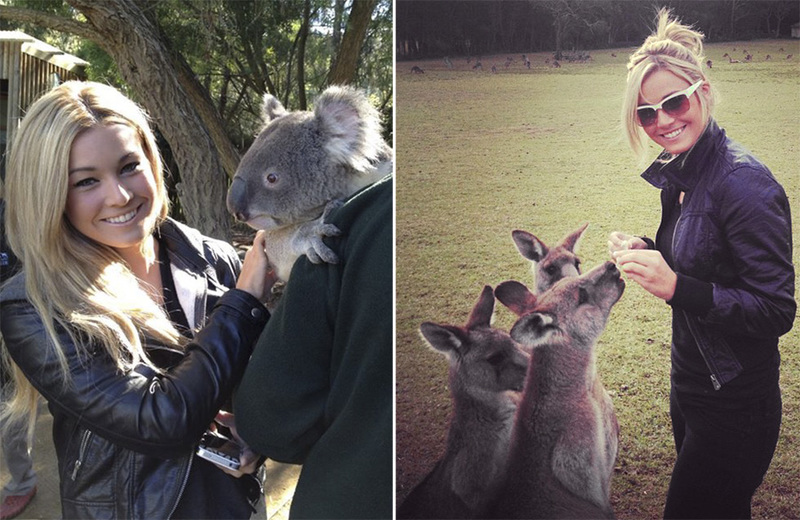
[629,8,705,72]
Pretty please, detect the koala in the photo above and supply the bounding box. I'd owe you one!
[227,85,393,282]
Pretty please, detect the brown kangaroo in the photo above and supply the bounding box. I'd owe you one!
[512,223,588,293]
[490,262,624,519]
[398,286,530,519]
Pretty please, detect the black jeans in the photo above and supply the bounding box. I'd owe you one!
[664,387,782,519]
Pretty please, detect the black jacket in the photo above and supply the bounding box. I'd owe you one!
[0,218,268,519]
[642,120,795,391]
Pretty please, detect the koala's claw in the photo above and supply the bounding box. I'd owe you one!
[322,199,345,220]
[306,238,339,265]
[318,223,342,238]
[297,217,342,265]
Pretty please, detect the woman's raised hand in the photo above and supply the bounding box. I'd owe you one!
[236,230,278,302]
[608,231,648,257]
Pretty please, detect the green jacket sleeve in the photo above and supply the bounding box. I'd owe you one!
[235,176,393,519]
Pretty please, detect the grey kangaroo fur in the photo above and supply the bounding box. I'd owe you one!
[227,85,393,281]
[490,261,624,519]
[512,223,588,293]
[398,286,530,519]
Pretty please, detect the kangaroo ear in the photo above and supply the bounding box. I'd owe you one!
[261,94,288,124]
[512,230,548,262]
[420,322,465,358]
[510,312,557,347]
[466,285,495,330]
[314,85,384,172]
[561,222,589,252]
[495,280,537,316]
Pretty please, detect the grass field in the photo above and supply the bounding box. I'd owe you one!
[395,39,800,518]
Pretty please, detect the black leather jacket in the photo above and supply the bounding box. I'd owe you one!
[0,219,269,519]
[642,120,795,391]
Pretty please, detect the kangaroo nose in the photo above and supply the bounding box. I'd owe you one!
[605,261,620,276]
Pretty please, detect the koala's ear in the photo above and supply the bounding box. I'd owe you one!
[314,85,384,172]
[510,312,557,348]
[420,322,466,359]
[512,230,548,262]
[262,94,288,124]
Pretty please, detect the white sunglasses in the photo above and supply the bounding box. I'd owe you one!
[636,80,703,126]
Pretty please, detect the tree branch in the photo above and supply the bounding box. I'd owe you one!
[327,0,378,86]
[0,5,98,41]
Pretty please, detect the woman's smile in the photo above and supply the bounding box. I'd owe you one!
[66,124,159,255]
[103,206,140,224]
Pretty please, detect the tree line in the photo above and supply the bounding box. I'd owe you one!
[397,0,799,61]
[0,0,392,240]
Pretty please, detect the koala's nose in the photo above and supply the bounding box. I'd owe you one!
[226,177,248,221]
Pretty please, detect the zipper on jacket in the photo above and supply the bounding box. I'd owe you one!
[71,429,93,480]
[166,453,194,519]
[672,207,724,392]
[681,309,724,391]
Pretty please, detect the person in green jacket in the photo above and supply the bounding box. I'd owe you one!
[234,175,393,519]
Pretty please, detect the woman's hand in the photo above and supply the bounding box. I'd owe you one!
[608,231,648,257]
[236,230,278,302]
[612,249,677,301]
[213,411,262,478]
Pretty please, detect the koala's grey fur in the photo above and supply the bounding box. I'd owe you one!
[227,85,393,281]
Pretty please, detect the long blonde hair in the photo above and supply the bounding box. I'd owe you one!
[1,81,186,430]
[622,8,717,158]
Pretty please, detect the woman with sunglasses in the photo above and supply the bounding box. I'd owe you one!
[609,9,795,519]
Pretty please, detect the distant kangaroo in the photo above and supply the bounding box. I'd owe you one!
[512,223,588,293]
[398,286,530,519]
[490,262,624,519]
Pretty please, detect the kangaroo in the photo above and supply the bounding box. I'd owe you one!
[398,286,530,519]
[512,223,588,293]
[490,261,624,519]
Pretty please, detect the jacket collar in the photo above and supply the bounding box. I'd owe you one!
[641,119,726,191]
[156,218,215,277]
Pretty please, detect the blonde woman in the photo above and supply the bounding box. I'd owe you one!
[609,9,795,519]
[0,81,274,519]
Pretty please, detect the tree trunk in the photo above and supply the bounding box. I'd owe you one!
[73,0,233,239]
[297,0,311,110]
[327,0,378,86]
[331,0,346,56]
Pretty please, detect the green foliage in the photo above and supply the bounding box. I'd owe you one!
[7,0,392,151]
[397,0,800,59]
[396,40,800,518]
